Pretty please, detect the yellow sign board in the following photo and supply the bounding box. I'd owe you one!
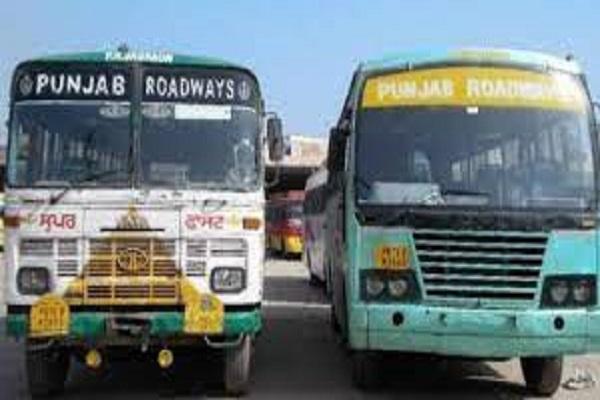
[362,67,586,111]
[29,295,70,337]
[181,280,224,335]
[374,245,410,270]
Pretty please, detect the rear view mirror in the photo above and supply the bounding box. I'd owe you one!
[594,102,600,138]
[266,114,284,162]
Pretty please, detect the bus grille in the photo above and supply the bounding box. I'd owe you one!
[84,238,179,304]
[414,230,548,303]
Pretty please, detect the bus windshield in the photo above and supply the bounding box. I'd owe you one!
[356,67,595,210]
[9,101,131,187]
[140,104,259,190]
[7,63,262,191]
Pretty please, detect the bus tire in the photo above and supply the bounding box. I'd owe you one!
[223,335,252,396]
[352,351,382,390]
[520,356,563,397]
[26,345,70,398]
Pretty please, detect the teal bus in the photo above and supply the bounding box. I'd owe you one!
[325,48,600,396]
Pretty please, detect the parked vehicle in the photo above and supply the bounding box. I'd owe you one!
[266,190,304,258]
[325,48,600,397]
[303,166,328,284]
[4,48,284,397]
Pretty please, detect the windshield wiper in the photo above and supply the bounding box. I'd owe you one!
[49,169,125,205]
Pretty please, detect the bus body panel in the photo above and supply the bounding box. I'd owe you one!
[327,48,600,363]
[4,53,269,348]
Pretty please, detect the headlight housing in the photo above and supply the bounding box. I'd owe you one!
[542,275,597,308]
[210,267,246,293]
[360,269,420,302]
[17,267,51,295]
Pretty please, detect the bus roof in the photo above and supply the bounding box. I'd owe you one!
[19,49,245,69]
[360,48,582,75]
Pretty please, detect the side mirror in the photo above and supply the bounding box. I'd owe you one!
[266,114,284,162]
[593,102,600,137]
[326,126,348,173]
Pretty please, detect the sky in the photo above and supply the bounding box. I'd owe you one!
[0,0,599,141]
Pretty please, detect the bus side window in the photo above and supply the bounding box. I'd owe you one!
[327,126,348,190]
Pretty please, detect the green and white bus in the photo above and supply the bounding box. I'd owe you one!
[326,48,600,396]
[4,48,283,397]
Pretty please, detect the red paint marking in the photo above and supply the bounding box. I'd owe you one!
[185,214,225,230]
[39,213,77,232]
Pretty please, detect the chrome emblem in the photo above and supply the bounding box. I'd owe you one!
[116,248,149,274]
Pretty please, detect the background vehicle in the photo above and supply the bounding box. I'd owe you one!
[4,48,284,397]
[303,166,328,285]
[326,48,600,397]
[266,190,304,258]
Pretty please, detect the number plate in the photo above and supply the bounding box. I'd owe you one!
[374,245,410,270]
[184,293,224,335]
[30,296,70,337]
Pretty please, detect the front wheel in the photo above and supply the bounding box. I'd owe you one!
[520,356,563,397]
[26,344,71,398]
[223,335,252,396]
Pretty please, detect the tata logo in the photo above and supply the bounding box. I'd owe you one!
[116,248,149,274]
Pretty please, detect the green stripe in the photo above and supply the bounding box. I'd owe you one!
[5,310,261,339]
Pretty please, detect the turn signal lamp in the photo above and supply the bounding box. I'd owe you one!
[243,217,261,231]
[3,215,21,228]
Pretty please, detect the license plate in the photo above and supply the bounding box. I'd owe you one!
[30,296,70,337]
[184,294,224,335]
[374,245,410,270]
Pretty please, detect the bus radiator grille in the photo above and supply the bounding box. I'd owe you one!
[414,230,548,304]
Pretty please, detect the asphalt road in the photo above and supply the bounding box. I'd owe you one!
[1,259,600,399]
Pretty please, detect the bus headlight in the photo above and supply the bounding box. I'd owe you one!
[388,277,409,298]
[573,279,594,304]
[361,270,420,302]
[542,275,596,308]
[365,275,386,298]
[549,280,569,305]
[210,267,246,293]
[17,267,50,295]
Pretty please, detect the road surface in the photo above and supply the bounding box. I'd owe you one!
[1,258,599,399]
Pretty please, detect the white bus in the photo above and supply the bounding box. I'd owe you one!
[303,165,328,285]
[4,49,283,397]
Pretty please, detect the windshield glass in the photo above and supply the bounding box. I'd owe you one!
[356,67,595,210]
[8,102,131,187]
[140,104,259,190]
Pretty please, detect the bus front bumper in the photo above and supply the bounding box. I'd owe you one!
[5,309,261,344]
[349,304,600,358]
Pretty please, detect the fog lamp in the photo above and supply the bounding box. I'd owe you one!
[85,349,102,370]
[157,349,174,369]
